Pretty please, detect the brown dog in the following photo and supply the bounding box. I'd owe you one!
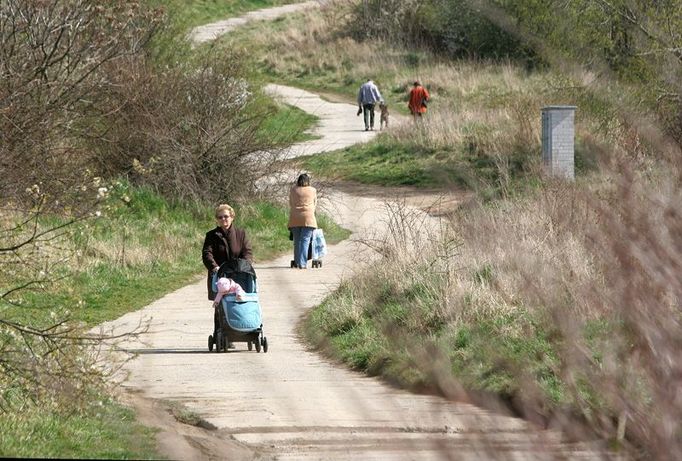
[379,102,389,130]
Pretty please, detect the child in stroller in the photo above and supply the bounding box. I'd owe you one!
[212,277,246,304]
[208,258,268,353]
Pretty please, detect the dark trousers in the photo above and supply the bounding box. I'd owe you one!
[362,103,376,129]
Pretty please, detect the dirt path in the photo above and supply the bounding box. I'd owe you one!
[99,5,603,460]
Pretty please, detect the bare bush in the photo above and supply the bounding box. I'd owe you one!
[0,0,195,420]
[89,54,284,203]
[0,0,159,203]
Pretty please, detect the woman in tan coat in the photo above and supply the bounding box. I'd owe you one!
[288,173,317,269]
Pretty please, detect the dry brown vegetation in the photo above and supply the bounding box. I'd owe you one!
[262,2,682,458]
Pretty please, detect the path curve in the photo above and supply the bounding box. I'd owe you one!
[264,84,379,158]
[102,86,599,461]
[188,1,320,44]
[102,5,605,460]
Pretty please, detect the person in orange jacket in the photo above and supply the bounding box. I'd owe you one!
[408,80,430,119]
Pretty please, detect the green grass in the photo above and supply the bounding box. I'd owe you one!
[148,0,299,31]
[7,182,348,328]
[0,395,158,459]
[301,142,441,188]
[303,263,571,408]
[299,137,537,200]
[257,101,320,144]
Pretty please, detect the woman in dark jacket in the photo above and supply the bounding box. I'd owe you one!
[202,203,253,300]
[202,204,253,348]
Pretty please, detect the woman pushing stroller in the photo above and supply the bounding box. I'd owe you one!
[288,173,318,269]
[202,203,253,348]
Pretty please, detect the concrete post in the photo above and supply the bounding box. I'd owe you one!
[542,106,576,180]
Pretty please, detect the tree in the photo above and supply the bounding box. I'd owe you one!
[0,0,158,411]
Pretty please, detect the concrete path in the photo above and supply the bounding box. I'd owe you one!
[101,185,594,460]
[101,85,601,460]
[264,84,379,158]
[188,2,320,44]
[101,4,607,460]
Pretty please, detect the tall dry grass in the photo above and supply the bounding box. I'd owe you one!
[241,1,682,455]
[319,146,681,456]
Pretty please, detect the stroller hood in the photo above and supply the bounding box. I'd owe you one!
[213,258,257,294]
[218,258,256,279]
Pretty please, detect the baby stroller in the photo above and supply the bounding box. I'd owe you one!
[208,259,268,353]
[289,228,326,269]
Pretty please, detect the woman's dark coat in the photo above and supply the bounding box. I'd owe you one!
[202,226,253,300]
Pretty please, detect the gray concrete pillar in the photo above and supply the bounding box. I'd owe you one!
[542,106,576,180]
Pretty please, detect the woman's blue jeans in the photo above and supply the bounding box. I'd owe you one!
[291,226,315,268]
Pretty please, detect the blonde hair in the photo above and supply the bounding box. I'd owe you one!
[215,204,235,218]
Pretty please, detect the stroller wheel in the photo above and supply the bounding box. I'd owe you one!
[262,337,268,353]
[290,260,296,268]
[248,341,253,351]
[208,335,214,352]
[255,338,262,353]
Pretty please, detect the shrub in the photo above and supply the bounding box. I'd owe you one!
[0,0,159,204]
[348,0,537,63]
[87,53,282,202]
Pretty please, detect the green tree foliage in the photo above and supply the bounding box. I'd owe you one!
[350,0,682,142]
[494,0,682,141]
[352,0,535,62]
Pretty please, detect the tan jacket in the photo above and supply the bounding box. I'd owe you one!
[288,186,317,228]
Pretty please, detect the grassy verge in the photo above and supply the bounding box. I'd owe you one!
[0,394,158,459]
[298,136,539,201]
[257,101,320,144]
[303,275,566,402]
[302,168,679,455]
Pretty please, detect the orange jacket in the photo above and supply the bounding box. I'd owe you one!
[408,85,430,114]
